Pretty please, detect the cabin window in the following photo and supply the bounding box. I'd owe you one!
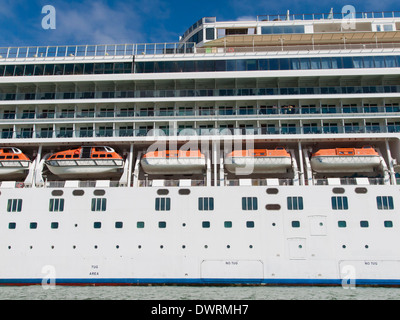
[338,221,347,228]
[49,198,64,212]
[51,222,59,229]
[376,196,394,210]
[72,189,84,196]
[155,197,170,211]
[158,221,167,228]
[91,198,107,211]
[287,196,303,210]
[291,221,300,228]
[331,196,348,210]
[224,221,232,228]
[115,221,123,228]
[384,221,393,228]
[8,222,16,229]
[93,222,102,229]
[242,197,258,210]
[198,197,214,211]
[7,199,22,212]
[137,221,145,228]
[30,222,37,229]
[360,221,369,228]
[202,221,210,228]
[246,221,255,228]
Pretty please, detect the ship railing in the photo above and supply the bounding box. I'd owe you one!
[2,105,400,121]
[3,125,400,140]
[198,42,400,54]
[313,177,385,185]
[0,43,197,60]
[43,180,121,188]
[256,11,400,22]
[225,178,293,186]
[1,84,400,103]
[138,179,205,187]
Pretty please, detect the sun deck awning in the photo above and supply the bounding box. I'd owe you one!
[203,31,400,47]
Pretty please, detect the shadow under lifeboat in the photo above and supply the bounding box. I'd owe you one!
[310,146,381,173]
[141,150,206,174]
[225,147,292,174]
[0,147,31,176]
[45,146,124,177]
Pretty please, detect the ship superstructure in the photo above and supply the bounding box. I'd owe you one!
[0,11,400,285]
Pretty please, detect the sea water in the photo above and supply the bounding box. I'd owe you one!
[0,285,399,300]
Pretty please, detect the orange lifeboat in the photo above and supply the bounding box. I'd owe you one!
[310,146,381,172]
[45,146,124,176]
[141,150,206,174]
[0,147,31,175]
[225,147,292,173]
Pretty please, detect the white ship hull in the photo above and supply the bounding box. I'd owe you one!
[141,158,206,174]
[0,184,399,286]
[311,156,381,173]
[225,157,292,173]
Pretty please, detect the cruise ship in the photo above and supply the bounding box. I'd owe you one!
[1,10,400,286]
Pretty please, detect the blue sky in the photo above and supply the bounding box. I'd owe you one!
[0,0,398,47]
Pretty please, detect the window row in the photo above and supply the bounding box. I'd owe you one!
[0,62,133,77]
[135,55,400,73]
[5,196,395,213]
[5,220,395,229]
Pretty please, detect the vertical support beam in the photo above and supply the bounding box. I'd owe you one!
[297,141,305,186]
[127,143,134,187]
[212,139,218,186]
[385,139,396,185]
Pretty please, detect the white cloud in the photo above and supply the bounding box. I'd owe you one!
[39,0,172,45]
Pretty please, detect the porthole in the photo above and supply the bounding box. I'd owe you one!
[266,188,279,194]
[178,189,190,195]
[93,189,106,196]
[332,187,345,194]
[51,190,63,196]
[266,204,281,210]
[157,189,169,195]
[72,189,84,196]
[355,187,368,194]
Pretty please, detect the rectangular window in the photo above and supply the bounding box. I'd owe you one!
[360,221,369,228]
[7,199,22,212]
[224,221,232,228]
[246,221,255,228]
[376,196,394,210]
[93,222,102,229]
[30,222,38,229]
[331,196,348,210]
[287,196,304,210]
[51,222,59,229]
[338,221,347,228]
[137,221,145,228]
[91,198,107,211]
[49,198,64,212]
[198,197,214,211]
[115,221,123,229]
[291,221,300,228]
[202,221,210,228]
[384,221,393,228]
[158,221,166,228]
[8,222,16,229]
[242,197,258,210]
[155,197,171,211]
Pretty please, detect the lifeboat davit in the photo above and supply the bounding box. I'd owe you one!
[0,147,30,175]
[141,150,206,174]
[310,146,381,173]
[45,146,124,176]
[225,147,292,173]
